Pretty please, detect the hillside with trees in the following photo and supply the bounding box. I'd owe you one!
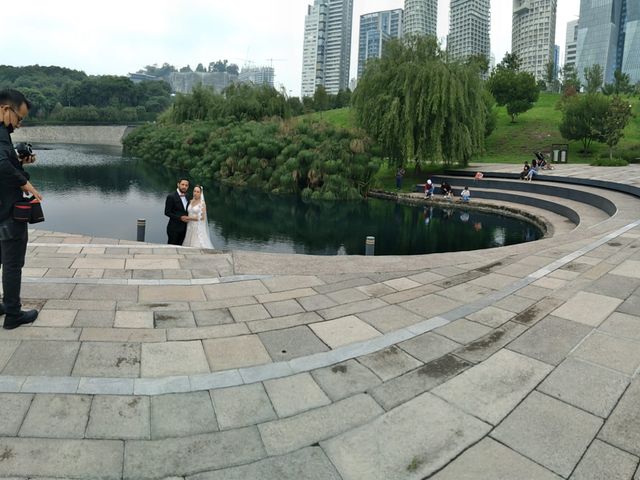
[0,65,172,123]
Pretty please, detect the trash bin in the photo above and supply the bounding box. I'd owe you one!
[552,143,569,163]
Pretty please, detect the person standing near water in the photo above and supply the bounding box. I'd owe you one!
[395,167,405,190]
[165,178,192,245]
[182,185,214,249]
[0,89,42,329]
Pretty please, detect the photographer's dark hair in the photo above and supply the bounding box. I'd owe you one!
[0,89,32,110]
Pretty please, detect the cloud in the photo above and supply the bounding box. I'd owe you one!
[5,0,579,96]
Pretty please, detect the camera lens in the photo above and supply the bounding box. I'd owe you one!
[15,142,33,158]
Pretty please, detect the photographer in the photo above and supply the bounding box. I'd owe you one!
[0,89,42,329]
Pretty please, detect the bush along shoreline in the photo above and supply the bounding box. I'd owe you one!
[123,118,383,200]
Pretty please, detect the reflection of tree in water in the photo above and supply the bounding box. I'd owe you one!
[30,156,176,196]
[207,185,541,255]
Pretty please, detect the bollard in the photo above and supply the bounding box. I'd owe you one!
[136,219,146,242]
[365,236,375,256]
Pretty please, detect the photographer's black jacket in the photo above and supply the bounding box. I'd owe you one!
[0,124,29,222]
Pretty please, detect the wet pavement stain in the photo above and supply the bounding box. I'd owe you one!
[513,305,541,325]
[417,354,470,379]
[463,330,506,352]
[0,447,15,461]
[476,261,504,274]
[115,356,140,368]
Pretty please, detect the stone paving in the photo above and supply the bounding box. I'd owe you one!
[1,164,640,479]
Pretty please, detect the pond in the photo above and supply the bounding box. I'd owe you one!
[25,144,542,255]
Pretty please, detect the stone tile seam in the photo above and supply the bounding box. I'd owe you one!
[3,218,640,396]
[22,273,273,286]
[28,241,209,250]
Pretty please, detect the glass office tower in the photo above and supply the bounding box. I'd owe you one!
[575,0,639,84]
[575,0,623,85]
[357,9,403,78]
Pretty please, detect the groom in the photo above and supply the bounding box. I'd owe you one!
[165,178,191,245]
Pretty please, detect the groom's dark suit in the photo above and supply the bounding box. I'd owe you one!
[165,190,190,245]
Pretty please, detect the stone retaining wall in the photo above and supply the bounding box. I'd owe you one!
[11,125,135,147]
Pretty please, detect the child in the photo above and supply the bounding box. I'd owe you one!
[441,181,453,199]
[461,186,471,202]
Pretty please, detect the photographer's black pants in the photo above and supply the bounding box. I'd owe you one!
[0,227,28,316]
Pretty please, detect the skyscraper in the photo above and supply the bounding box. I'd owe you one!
[301,0,353,97]
[357,9,403,78]
[575,0,623,85]
[564,20,579,70]
[447,0,490,61]
[576,0,639,84]
[403,0,438,38]
[622,0,640,82]
[512,0,558,81]
[301,0,328,98]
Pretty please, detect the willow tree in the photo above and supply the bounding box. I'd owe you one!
[352,36,489,168]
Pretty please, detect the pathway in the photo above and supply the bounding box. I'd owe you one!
[0,164,639,479]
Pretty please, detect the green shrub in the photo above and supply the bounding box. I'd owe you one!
[618,144,640,163]
[590,156,629,166]
[124,118,381,199]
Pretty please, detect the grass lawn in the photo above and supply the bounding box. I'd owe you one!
[300,108,355,129]
[482,92,640,164]
[297,93,640,171]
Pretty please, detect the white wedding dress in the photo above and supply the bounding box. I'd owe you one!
[183,202,214,249]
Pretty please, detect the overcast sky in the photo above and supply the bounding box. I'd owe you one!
[4,0,580,97]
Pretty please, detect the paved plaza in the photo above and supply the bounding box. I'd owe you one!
[1,164,640,479]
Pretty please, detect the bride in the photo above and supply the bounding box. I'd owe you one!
[182,185,215,249]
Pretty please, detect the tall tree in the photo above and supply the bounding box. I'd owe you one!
[603,69,633,95]
[544,61,558,92]
[487,53,539,122]
[559,93,610,154]
[352,36,488,167]
[212,60,228,73]
[584,64,604,94]
[195,63,206,73]
[312,86,330,112]
[561,64,581,94]
[602,95,633,159]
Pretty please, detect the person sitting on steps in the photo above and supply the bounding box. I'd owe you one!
[424,179,434,199]
[441,181,453,199]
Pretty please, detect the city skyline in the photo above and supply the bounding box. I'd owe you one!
[3,0,580,97]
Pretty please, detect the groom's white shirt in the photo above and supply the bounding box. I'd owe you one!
[177,189,188,210]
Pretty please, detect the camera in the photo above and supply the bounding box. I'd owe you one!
[15,142,33,159]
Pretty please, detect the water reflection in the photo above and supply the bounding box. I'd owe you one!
[26,144,542,255]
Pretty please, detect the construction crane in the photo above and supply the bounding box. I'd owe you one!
[265,58,286,69]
